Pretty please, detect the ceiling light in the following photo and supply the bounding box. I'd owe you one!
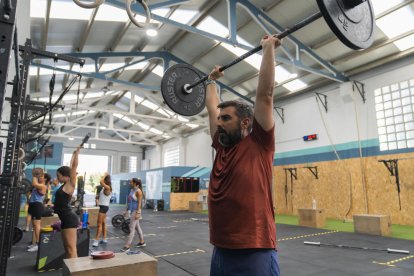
[146,29,158,37]
[68,137,74,141]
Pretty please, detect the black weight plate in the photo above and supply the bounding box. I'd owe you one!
[161,64,206,116]
[121,219,131,234]
[111,214,125,228]
[20,178,32,194]
[13,227,23,245]
[317,0,375,49]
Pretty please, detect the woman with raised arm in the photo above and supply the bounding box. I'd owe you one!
[54,146,81,258]
[27,168,47,252]
[92,172,112,247]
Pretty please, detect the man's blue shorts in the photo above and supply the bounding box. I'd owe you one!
[210,246,280,276]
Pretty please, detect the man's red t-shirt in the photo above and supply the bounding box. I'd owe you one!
[208,118,276,249]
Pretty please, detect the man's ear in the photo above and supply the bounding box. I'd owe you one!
[241,117,250,129]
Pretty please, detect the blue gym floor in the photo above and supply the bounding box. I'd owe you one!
[6,205,414,275]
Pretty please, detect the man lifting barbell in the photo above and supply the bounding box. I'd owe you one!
[205,35,281,276]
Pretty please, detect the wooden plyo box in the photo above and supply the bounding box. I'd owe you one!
[40,214,60,228]
[189,201,205,212]
[81,207,100,227]
[62,251,157,276]
[353,214,391,236]
[298,208,326,228]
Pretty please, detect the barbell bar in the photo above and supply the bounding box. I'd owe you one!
[160,0,375,116]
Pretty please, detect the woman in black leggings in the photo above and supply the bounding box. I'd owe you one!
[54,146,81,258]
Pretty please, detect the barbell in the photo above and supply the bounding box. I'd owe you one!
[160,0,375,116]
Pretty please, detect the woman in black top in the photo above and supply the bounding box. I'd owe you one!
[54,146,81,258]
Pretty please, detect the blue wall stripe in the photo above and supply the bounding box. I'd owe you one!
[274,139,414,166]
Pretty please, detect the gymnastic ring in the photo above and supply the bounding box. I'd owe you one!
[126,0,151,28]
[18,147,25,161]
[22,162,27,171]
[73,0,105,9]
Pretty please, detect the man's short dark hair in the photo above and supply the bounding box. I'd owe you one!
[217,100,253,131]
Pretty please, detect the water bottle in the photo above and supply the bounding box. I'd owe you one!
[312,199,317,210]
[82,209,89,229]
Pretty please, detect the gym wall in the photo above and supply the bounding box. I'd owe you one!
[273,59,414,226]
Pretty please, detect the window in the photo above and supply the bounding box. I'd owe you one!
[375,78,414,151]
[164,146,179,167]
[120,156,137,173]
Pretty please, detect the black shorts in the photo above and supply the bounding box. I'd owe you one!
[56,210,79,229]
[99,205,109,214]
[28,202,44,220]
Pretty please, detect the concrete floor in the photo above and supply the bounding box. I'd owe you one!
[6,205,414,275]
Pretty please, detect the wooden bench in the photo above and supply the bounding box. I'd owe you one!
[40,214,60,228]
[298,208,326,228]
[353,214,391,236]
[63,251,157,276]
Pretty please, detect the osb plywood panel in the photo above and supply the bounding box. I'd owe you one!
[273,153,414,226]
[170,193,199,211]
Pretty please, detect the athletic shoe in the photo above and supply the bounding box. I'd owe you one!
[27,245,38,252]
[120,246,130,252]
[92,240,99,247]
[100,239,108,244]
[135,242,146,248]
[27,244,35,249]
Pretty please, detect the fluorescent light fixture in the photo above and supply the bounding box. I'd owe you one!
[371,0,404,16]
[283,79,308,92]
[197,16,229,38]
[72,110,89,116]
[84,92,104,99]
[185,123,199,128]
[99,126,107,129]
[176,115,189,122]
[394,34,414,51]
[68,137,74,141]
[146,29,158,37]
[53,114,66,118]
[156,108,174,118]
[149,128,163,135]
[162,134,171,139]
[141,99,159,110]
[138,122,150,130]
[169,9,198,24]
[376,6,414,38]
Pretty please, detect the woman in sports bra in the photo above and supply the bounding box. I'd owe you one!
[54,146,81,258]
[92,172,112,247]
[121,178,146,252]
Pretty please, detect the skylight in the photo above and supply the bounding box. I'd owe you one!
[151,65,164,77]
[375,4,414,51]
[371,0,404,16]
[197,16,229,38]
[282,79,308,92]
[114,113,136,125]
[169,9,198,24]
[84,92,104,99]
[394,34,414,51]
[50,1,92,21]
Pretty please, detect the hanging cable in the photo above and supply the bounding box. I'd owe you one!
[316,96,353,221]
[49,60,56,125]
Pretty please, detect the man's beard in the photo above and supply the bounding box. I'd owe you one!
[218,127,242,148]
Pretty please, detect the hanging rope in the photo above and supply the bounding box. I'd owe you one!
[49,61,56,125]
